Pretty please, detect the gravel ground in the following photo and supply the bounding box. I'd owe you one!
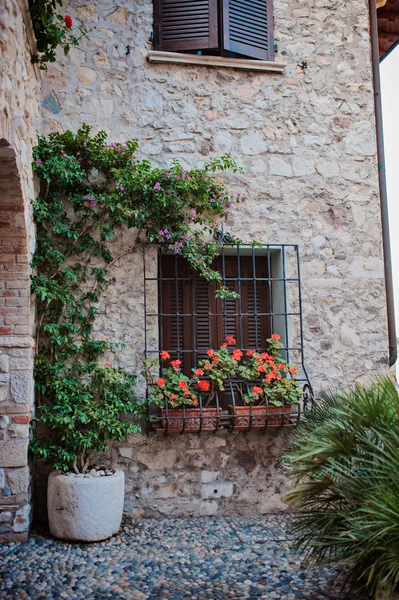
[0,516,368,600]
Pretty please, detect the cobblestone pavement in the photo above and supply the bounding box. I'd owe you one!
[0,516,368,600]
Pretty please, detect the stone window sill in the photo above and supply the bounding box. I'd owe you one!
[147,51,286,73]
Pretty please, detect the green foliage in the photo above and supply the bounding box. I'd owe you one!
[31,125,247,471]
[238,335,302,406]
[142,335,302,412]
[141,357,199,409]
[30,0,88,69]
[284,377,399,599]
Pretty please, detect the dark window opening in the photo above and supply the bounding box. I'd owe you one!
[153,0,275,62]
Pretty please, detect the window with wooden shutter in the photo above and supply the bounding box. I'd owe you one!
[222,0,274,61]
[153,0,274,61]
[153,0,219,52]
[159,254,271,378]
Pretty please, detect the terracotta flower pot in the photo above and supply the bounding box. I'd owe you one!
[228,404,292,429]
[156,407,221,433]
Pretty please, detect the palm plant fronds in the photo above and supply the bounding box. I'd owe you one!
[284,376,399,599]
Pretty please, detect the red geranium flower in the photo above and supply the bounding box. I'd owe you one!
[170,393,177,400]
[232,350,243,361]
[64,15,73,28]
[252,386,263,395]
[160,351,170,360]
[156,378,166,387]
[198,380,210,392]
[246,350,256,357]
[204,363,212,371]
[171,359,182,369]
[271,333,280,341]
[184,389,191,396]
[257,365,266,373]
[289,367,298,376]
[212,357,219,364]
[196,368,204,377]
[178,380,188,389]
[265,371,277,382]
[207,349,215,357]
[226,336,236,345]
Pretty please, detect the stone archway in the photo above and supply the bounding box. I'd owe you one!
[0,139,34,542]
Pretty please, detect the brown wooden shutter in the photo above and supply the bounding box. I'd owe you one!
[153,0,219,52]
[222,0,274,61]
[159,255,270,377]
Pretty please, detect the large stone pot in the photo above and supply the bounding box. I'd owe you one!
[47,469,125,542]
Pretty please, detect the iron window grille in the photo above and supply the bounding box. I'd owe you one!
[143,235,313,435]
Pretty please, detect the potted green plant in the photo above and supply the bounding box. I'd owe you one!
[31,366,143,542]
[142,353,221,433]
[229,334,303,429]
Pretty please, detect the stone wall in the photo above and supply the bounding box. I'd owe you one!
[35,0,390,517]
[0,0,40,540]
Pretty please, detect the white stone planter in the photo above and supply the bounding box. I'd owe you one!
[47,470,125,542]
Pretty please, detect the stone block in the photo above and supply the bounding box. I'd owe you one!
[201,483,233,499]
[0,439,28,467]
[10,370,30,404]
[201,471,219,483]
[106,7,128,25]
[0,511,12,523]
[0,374,9,386]
[137,449,177,470]
[76,4,98,23]
[76,67,97,85]
[12,503,30,533]
[8,424,29,438]
[7,467,30,495]
[292,157,316,177]
[119,447,133,459]
[269,156,293,177]
[0,469,4,488]
[0,355,9,373]
[153,485,180,499]
[199,501,218,516]
[240,131,267,155]
[42,94,62,115]
[345,121,376,156]
[0,416,10,428]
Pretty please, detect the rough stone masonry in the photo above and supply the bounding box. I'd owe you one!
[0,0,41,540]
[1,0,393,538]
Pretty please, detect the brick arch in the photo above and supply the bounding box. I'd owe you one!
[0,142,34,542]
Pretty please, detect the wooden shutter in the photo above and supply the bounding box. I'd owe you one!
[222,0,274,61]
[153,0,219,52]
[159,255,270,377]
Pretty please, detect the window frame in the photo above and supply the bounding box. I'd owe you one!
[152,0,275,62]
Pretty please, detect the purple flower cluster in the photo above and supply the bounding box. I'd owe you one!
[83,195,106,209]
[158,230,192,254]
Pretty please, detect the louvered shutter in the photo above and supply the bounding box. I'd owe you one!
[159,255,270,377]
[240,257,270,350]
[222,0,274,61]
[153,0,219,52]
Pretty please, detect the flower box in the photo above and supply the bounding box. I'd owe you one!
[228,404,293,430]
[155,407,221,434]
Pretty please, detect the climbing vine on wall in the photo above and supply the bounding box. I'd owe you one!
[30,0,88,69]
[30,125,249,472]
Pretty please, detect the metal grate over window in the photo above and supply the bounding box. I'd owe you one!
[143,238,313,434]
